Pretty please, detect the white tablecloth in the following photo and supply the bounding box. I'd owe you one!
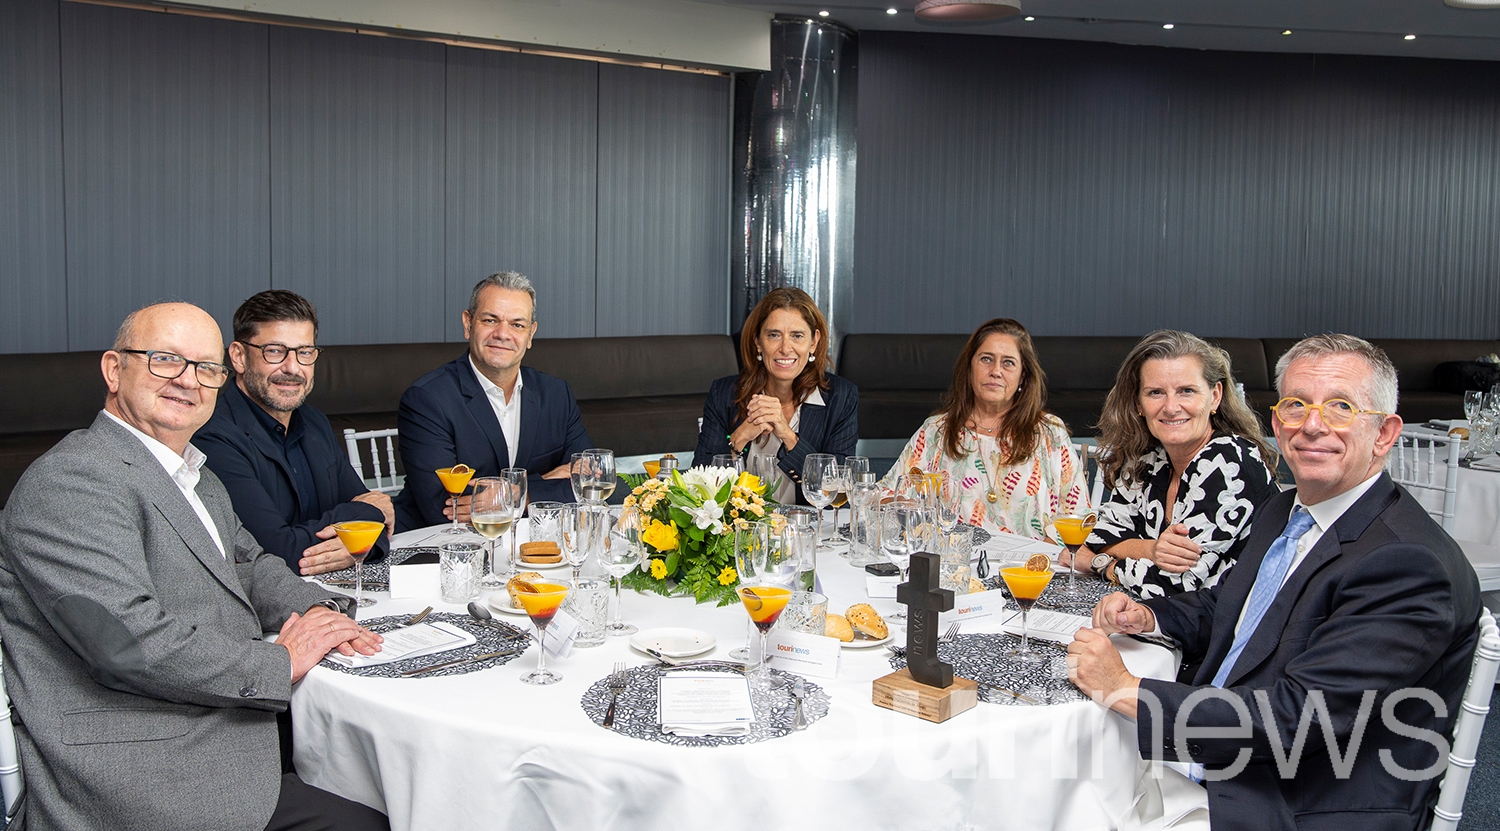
[293,525,1206,831]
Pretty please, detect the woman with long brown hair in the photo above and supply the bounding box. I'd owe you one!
[1073,330,1278,598]
[693,287,858,505]
[879,318,1089,539]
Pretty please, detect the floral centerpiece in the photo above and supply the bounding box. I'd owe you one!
[620,465,782,605]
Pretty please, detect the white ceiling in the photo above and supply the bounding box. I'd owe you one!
[711,0,1500,62]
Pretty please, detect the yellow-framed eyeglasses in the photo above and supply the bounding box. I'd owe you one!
[1270,396,1389,429]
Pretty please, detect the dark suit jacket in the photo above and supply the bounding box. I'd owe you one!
[1137,475,1481,831]
[692,373,859,505]
[394,356,592,531]
[0,413,347,831]
[194,381,388,570]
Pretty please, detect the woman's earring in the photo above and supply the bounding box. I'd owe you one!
[757,353,763,362]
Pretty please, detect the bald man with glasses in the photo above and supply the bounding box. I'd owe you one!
[1069,334,1480,831]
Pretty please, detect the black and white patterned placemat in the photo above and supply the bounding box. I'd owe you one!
[888,634,1085,706]
[579,665,830,747]
[317,545,430,590]
[984,572,1134,617]
[319,611,531,679]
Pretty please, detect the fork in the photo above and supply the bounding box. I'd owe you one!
[403,606,434,627]
[602,662,627,729]
[888,621,963,657]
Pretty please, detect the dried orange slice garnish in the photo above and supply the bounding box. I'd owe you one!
[508,578,540,594]
[1024,554,1051,572]
[740,587,763,611]
[450,463,471,474]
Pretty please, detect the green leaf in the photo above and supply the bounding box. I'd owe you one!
[714,478,732,506]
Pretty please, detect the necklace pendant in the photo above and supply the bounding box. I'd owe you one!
[986,489,998,504]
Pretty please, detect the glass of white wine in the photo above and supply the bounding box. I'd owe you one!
[470,477,513,588]
[583,448,616,504]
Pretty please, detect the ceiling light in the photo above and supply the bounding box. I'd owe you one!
[818,10,830,17]
[1024,15,1035,21]
[887,7,898,14]
[1162,23,1174,29]
[1281,29,1292,35]
[1404,33,1417,40]
[1446,0,1500,7]
[914,0,1023,21]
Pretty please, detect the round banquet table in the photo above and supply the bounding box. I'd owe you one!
[292,524,1208,831]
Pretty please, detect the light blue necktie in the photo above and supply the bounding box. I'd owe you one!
[1188,507,1316,782]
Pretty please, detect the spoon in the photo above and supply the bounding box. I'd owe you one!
[466,601,512,632]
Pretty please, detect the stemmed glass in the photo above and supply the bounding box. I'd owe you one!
[569,452,590,502]
[1000,564,1053,663]
[435,464,475,534]
[586,449,617,503]
[332,521,383,612]
[712,453,743,473]
[729,523,766,661]
[470,477,513,588]
[514,577,571,685]
[500,468,529,583]
[1464,391,1485,459]
[1052,512,1098,598]
[877,500,923,622]
[932,472,962,534]
[801,453,837,549]
[559,503,590,583]
[600,506,644,636]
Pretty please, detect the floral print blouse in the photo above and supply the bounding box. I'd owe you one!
[880,414,1090,542]
[1088,433,1277,600]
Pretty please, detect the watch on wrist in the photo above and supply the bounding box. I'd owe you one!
[1090,552,1113,573]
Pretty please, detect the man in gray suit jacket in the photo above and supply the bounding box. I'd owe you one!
[0,303,389,831]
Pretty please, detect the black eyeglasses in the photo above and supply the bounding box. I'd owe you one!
[238,341,322,366]
[118,349,231,389]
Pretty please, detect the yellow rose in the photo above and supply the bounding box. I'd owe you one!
[717,566,737,585]
[641,519,680,553]
[735,471,763,494]
[649,558,668,580]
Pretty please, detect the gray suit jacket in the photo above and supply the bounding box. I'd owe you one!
[0,413,348,831]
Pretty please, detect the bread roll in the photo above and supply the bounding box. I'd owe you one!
[846,603,888,639]
[825,614,854,643]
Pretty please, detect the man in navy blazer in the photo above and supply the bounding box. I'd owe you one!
[1070,334,1480,831]
[394,272,591,531]
[196,291,393,574]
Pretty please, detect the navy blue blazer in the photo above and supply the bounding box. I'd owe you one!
[194,381,388,570]
[394,356,592,531]
[1136,475,1480,831]
[692,373,858,505]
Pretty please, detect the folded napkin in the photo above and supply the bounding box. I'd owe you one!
[1470,456,1500,472]
[660,722,753,738]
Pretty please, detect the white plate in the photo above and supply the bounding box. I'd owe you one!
[629,628,717,659]
[841,632,893,650]
[511,558,570,571]
[485,593,531,616]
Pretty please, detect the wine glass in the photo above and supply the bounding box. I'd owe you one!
[559,503,589,583]
[332,521,384,612]
[932,472,962,534]
[584,449,617,504]
[600,506,644,636]
[712,453,743,473]
[845,455,870,476]
[514,577,571,685]
[1052,512,1098,598]
[739,579,793,691]
[435,464,475,534]
[500,468,529,583]
[1464,390,1485,459]
[730,523,767,661]
[569,452,590,502]
[877,500,923,622]
[801,453,837,549]
[470,477,512,588]
[824,464,852,555]
[1000,565,1053,663]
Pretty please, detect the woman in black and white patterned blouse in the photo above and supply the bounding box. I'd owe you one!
[1070,331,1279,600]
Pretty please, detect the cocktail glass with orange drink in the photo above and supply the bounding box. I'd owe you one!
[511,578,571,685]
[1000,558,1054,663]
[332,520,385,611]
[739,583,793,690]
[1052,511,1098,598]
[435,464,476,535]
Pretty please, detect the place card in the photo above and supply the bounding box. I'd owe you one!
[937,588,1010,630]
[536,609,579,659]
[388,549,440,599]
[865,574,900,598]
[998,609,1091,643]
[324,622,475,668]
[764,629,841,679]
[658,672,755,737]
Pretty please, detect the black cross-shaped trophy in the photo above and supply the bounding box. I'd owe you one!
[896,551,954,688]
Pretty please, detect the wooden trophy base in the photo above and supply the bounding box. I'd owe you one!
[872,668,979,723]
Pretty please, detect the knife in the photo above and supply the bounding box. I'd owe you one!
[399,647,523,677]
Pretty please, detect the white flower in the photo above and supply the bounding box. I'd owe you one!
[686,498,726,534]
[681,466,737,498]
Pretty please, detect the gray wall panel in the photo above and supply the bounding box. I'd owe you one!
[0,0,67,353]
[596,65,730,337]
[854,33,1500,339]
[270,28,446,345]
[60,3,269,350]
[445,49,597,339]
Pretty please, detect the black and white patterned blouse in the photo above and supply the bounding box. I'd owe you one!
[1088,433,1276,600]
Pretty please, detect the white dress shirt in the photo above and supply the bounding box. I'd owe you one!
[103,410,226,557]
[471,357,522,468]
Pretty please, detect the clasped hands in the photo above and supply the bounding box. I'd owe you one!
[730,394,797,453]
[280,605,383,683]
[1066,592,1155,718]
[298,491,395,576]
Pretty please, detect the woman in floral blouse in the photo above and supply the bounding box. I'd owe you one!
[880,318,1089,541]
[1073,330,1278,599]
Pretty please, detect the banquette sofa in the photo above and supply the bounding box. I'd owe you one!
[0,334,1491,507]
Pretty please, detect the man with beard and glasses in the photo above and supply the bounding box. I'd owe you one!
[393,271,592,531]
[196,290,394,575]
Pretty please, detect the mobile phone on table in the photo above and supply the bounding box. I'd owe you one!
[864,562,899,577]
